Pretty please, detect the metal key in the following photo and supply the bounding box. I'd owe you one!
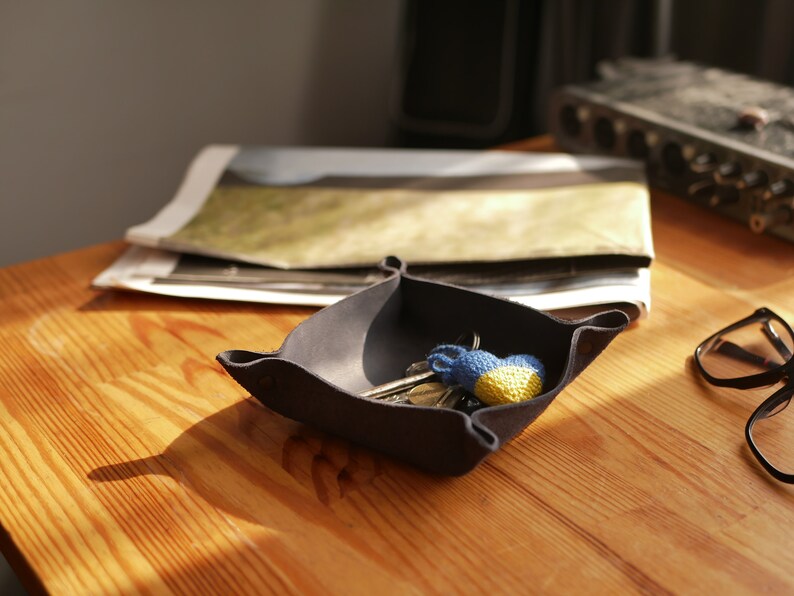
[405,382,449,406]
[405,359,430,376]
[366,383,467,409]
[358,369,436,399]
[435,385,465,409]
[377,392,410,404]
[358,331,480,401]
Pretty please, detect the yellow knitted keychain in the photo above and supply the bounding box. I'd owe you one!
[426,344,545,407]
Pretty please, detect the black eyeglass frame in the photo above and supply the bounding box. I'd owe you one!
[694,307,794,483]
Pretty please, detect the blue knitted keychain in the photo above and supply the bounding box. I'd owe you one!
[427,343,546,407]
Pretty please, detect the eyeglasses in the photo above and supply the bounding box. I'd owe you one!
[694,307,794,483]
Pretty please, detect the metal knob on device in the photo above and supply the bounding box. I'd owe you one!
[762,179,794,202]
[751,179,794,233]
[750,208,792,233]
[708,185,740,207]
[687,179,717,202]
[690,152,717,174]
[714,161,742,184]
[737,170,768,190]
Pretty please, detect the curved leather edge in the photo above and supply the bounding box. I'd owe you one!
[470,308,629,444]
[217,352,498,475]
[217,270,630,475]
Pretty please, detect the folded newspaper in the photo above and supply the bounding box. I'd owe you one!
[94,146,654,319]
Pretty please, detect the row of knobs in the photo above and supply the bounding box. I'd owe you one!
[556,107,793,234]
[685,153,794,233]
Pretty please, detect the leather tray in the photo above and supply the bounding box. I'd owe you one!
[217,258,629,475]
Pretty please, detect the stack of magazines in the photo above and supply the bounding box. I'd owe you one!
[94,145,654,320]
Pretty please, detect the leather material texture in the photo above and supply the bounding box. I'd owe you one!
[217,260,629,475]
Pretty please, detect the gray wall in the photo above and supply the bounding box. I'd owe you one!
[0,2,401,592]
[0,1,404,267]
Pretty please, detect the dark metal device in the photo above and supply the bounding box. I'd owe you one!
[550,59,794,243]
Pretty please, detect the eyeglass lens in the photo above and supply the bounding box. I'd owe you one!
[699,312,794,478]
[698,315,793,381]
[750,388,794,477]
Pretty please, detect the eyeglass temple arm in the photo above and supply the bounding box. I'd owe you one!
[763,322,793,360]
[714,339,783,369]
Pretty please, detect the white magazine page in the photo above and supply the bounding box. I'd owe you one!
[94,246,650,319]
[125,145,240,245]
[122,145,653,268]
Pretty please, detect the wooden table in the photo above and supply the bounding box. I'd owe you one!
[2,139,794,594]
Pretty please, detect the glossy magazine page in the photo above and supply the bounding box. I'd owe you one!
[125,146,654,269]
[93,245,650,320]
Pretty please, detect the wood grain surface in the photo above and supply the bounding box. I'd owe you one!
[1,139,794,594]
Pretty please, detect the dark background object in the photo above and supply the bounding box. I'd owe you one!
[549,60,794,243]
[393,0,794,148]
[393,0,543,147]
[670,0,794,84]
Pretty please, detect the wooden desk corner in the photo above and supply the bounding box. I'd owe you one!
[1,143,794,593]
